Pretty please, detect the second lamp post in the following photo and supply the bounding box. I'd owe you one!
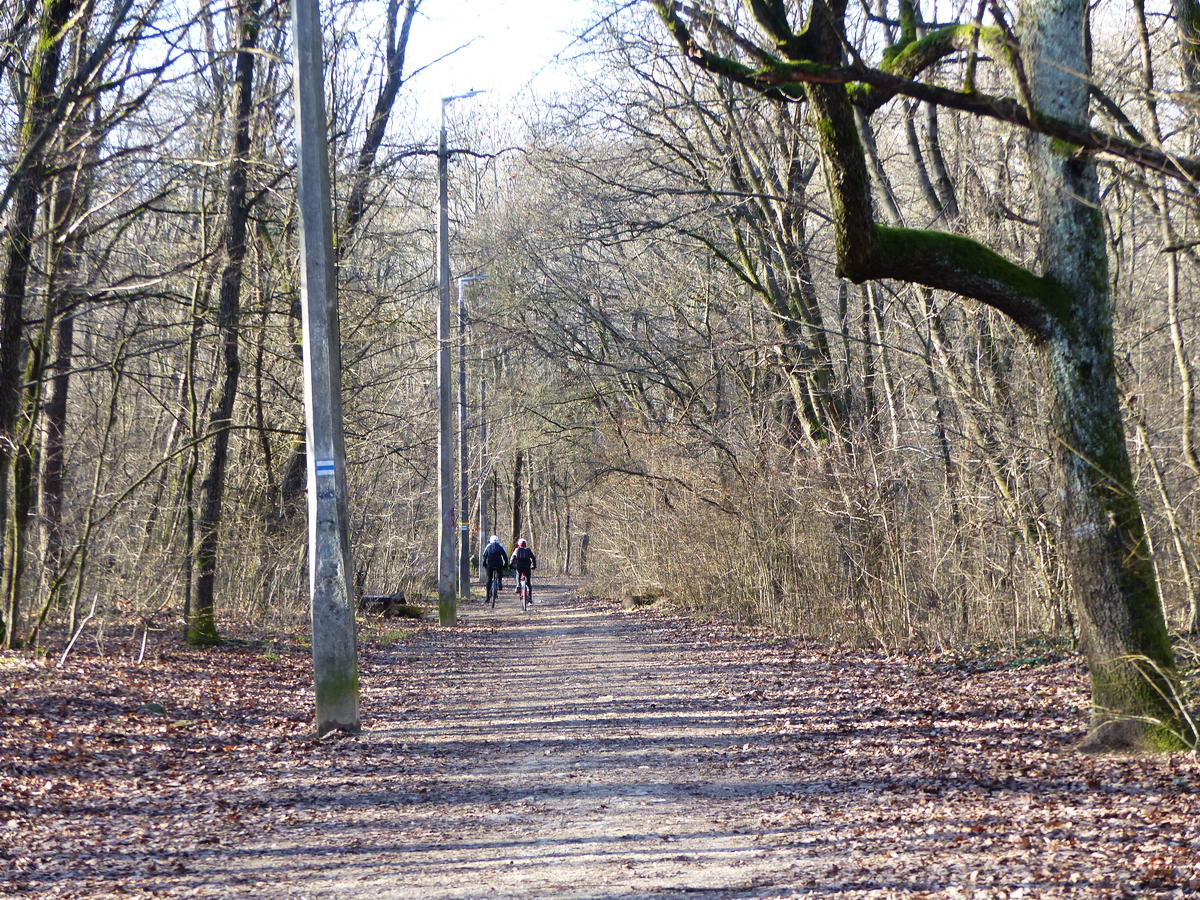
[457,273,486,599]
[436,89,484,626]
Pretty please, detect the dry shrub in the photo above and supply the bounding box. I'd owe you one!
[583,428,1071,651]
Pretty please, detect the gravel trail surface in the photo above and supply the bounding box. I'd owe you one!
[202,580,801,898]
[180,580,1200,899]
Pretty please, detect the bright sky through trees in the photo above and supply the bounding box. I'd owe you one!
[404,0,596,131]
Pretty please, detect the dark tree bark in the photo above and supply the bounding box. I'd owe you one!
[511,448,524,549]
[0,0,77,648]
[35,96,91,603]
[20,48,97,643]
[1173,0,1200,91]
[923,105,960,220]
[36,291,74,605]
[189,0,264,644]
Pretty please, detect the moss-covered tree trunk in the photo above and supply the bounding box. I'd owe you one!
[8,79,91,643]
[0,0,77,648]
[1023,0,1180,748]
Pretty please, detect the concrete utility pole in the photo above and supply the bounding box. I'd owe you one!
[437,89,483,626]
[290,0,359,734]
[457,273,486,598]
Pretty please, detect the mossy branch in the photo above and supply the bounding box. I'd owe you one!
[854,226,1067,337]
[651,0,800,101]
[652,0,1200,182]
[881,24,998,82]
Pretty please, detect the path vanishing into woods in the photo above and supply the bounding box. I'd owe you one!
[199,579,802,897]
[172,579,1200,899]
[4,580,1198,896]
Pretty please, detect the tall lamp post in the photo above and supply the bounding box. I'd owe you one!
[458,273,486,599]
[478,354,496,578]
[477,372,489,581]
[437,89,484,626]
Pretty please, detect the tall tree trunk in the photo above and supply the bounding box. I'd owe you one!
[5,291,50,642]
[0,0,77,648]
[902,101,942,218]
[476,357,490,582]
[180,280,207,634]
[36,81,95,601]
[531,468,538,548]
[902,124,970,633]
[1132,0,1200,633]
[37,284,74,611]
[651,0,1184,748]
[923,105,960,220]
[10,64,94,640]
[1022,0,1180,748]
[866,284,901,448]
[859,285,879,441]
[1173,0,1200,91]
[189,0,263,644]
[1131,413,1200,636]
[1132,0,1200,479]
[67,343,125,634]
[564,509,572,576]
[511,448,524,548]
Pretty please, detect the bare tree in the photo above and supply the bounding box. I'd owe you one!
[651,0,1183,748]
[190,0,265,644]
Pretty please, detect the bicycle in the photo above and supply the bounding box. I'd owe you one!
[517,573,532,611]
[486,569,502,608]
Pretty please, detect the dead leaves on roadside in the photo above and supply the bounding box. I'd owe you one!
[609,601,1200,898]
[0,632,371,897]
[4,602,1200,898]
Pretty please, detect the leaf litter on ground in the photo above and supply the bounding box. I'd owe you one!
[0,601,1197,898]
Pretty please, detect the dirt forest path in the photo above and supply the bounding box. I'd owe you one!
[202,580,803,897]
[176,579,1200,899]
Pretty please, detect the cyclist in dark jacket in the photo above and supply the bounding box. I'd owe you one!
[511,538,536,599]
[481,535,509,593]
